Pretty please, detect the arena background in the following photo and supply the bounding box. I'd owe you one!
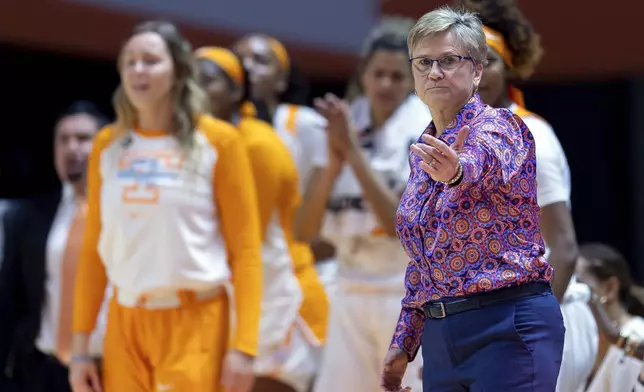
[1,0,642,280]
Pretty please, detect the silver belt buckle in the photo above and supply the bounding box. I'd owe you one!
[426,302,446,319]
[435,302,447,318]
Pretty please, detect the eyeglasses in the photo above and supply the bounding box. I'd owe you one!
[409,55,473,74]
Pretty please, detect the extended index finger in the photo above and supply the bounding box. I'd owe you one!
[421,134,452,156]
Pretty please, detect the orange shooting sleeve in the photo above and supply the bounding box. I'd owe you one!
[206,118,263,356]
[254,122,333,348]
[281,104,330,344]
[238,117,291,238]
[234,115,307,377]
[290,244,329,343]
[73,129,111,334]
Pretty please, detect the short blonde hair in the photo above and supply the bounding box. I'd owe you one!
[408,6,487,65]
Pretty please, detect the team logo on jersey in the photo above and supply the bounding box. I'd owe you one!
[117,151,184,204]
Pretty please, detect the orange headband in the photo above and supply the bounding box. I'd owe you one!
[266,37,291,73]
[482,26,526,108]
[195,46,245,86]
[483,26,513,69]
[195,46,258,118]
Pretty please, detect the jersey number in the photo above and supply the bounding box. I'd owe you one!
[122,183,160,204]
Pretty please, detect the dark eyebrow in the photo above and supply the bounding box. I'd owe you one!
[413,51,461,59]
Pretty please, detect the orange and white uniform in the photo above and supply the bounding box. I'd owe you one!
[235,114,304,376]
[196,47,309,390]
[263,38,331,391]
[272,102,331,336]
[272,103,331,390]
[72,116,263,392]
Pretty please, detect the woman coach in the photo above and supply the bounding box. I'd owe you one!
[381,6,565,392]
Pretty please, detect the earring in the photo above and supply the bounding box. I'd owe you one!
[600,296,608,304]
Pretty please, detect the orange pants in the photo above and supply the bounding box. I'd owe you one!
[102,291,229,392]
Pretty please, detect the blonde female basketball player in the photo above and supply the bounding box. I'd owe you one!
[69,21,263,392]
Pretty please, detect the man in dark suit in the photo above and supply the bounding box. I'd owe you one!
[0,101,109,392]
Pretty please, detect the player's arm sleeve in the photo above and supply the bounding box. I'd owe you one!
[214,130,263,356]
[245,133,282,239]
[73,131,110,333]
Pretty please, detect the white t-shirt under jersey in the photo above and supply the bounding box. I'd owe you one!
[321,95,431,286]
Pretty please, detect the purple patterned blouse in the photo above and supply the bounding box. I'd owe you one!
[389,94,553,360]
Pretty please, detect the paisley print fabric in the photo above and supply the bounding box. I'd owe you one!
[389,94,553,360]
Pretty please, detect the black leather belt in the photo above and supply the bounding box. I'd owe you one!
[422,282,551,319]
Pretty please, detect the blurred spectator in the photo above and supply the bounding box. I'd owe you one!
[0,100,108,392]
[0,199,13,267]
[578,243,644,392]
